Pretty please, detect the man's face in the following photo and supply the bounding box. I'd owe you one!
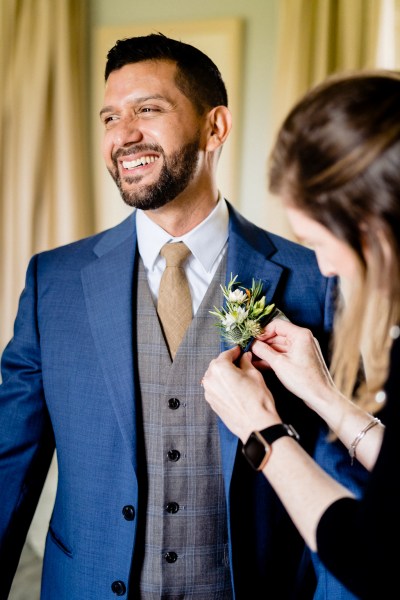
[100,60,204,210]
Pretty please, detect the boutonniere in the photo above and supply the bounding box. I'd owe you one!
[210,274,279,349]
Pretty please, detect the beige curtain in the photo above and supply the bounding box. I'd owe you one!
[273,0,386,126]
[267,0,393,238]
[0,0,94,353]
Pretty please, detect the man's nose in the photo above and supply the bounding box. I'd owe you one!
[113,116,143,147]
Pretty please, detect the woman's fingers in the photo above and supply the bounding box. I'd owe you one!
[220,344,242,363]
[252,339,281,365]
[259,317,297,338]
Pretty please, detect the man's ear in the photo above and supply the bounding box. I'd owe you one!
[205,106,232,151]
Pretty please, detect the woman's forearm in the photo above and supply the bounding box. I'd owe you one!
[260,435,354,551]
[307,388,384,471]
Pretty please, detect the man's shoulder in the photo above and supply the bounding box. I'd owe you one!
[266,229,317,264]
[36,213,136,265]
[227,201,315,260]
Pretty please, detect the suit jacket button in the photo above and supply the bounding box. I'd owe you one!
[167,449,180,462]
[111,580,126,595]
[164,551,178,563]
[122,505,135,521]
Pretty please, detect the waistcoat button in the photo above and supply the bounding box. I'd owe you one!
[167,449,180,462]
[122,505,135,521]
[168,397,180,409]
[166,501,179,514]
[111,580,126,595]
[164,551,178,563]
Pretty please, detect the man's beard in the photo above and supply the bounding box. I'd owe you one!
[109,135,201,210]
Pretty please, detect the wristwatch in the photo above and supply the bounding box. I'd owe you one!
[242,423,300,471]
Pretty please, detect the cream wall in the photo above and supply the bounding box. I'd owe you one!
[89,0,288,236]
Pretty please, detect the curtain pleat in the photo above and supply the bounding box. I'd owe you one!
[274,0,385,119]
[268,0,393,238]
[0,0,93,353]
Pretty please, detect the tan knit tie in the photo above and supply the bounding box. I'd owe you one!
[157,242,193,360]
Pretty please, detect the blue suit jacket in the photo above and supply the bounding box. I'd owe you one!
[0,203,367,599]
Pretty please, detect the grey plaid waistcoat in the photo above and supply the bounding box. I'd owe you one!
[135,255,233,599]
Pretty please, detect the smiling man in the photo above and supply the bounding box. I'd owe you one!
[0,33,368,600]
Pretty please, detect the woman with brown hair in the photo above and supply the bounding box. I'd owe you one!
[202,70,400,599]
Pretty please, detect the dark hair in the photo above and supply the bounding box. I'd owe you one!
[269,71,400,261]
[268,70,400,410]
[105,32,228,115]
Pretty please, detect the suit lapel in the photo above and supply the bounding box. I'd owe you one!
[225,203,284,317]
[219,203,285,489]
[81,213,139,471]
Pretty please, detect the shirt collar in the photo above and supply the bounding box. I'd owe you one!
[136,193,229,273]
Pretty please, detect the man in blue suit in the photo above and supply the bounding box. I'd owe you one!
[0,33,366,599]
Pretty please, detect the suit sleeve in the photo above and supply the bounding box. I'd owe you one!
[0,255,55,596]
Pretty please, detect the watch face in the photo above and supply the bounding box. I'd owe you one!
[242,424,300,471]
[242,432,270,471]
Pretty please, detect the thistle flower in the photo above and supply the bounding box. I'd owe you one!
[210,274,278,349]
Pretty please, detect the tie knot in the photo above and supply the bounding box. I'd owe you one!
[161,242,191,267]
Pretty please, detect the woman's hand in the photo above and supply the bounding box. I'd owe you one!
[251,319,338,413]
[202,345,282,443]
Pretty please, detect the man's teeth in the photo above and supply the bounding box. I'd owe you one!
[122,156,159,169]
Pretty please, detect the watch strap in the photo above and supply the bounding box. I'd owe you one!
[258,423,300,444]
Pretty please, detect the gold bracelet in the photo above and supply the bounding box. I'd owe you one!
[349,417,381,465]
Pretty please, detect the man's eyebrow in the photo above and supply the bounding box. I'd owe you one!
[99,106,113,119]
[99,94,171,119]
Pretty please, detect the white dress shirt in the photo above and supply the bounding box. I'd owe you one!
[136,195,229,315]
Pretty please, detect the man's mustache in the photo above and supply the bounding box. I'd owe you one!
[112,143,164,162]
